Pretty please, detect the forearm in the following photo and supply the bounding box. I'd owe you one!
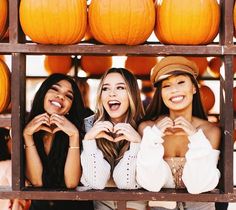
[81,140,111,189]
[113,142,140,189]
[183,129,221,194]
[24,135,43,186]
[137,126,173,191]
[64,134,81,189]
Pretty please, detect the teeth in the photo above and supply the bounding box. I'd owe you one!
[108,100,120,105]
[51,101,62,108]
[171,96,184,102]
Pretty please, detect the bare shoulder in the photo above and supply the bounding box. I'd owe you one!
[197,118,221,150]
[138,120,155,136]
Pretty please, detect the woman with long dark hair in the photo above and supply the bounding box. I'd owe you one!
[137,56,221,210]
[23,74,93,210]
[81,68,146,210]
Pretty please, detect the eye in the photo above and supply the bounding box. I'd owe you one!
[102,86,109,91]
[162,84,170,88]
[117,85,125,90]
[50,86,59,92]
[66,94,73,100]
[178,80,185,84]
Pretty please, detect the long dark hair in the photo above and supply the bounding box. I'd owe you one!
[26,74,86,187]
[143,72,207,122]
[94,68,144,170]
[0,128,11,161]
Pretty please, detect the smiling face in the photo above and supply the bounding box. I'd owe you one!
[161,74,196,112]
[44,79,74,115]
[101,72,130,123]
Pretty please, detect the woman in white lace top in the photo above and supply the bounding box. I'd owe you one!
[136,56,221,210]
[81,68,146,210]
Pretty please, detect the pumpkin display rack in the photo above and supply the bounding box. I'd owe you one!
[0,0,236,209]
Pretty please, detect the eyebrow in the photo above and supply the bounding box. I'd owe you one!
[102,82,126,86]
[53,83,74,95]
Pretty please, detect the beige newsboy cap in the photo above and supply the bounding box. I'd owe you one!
[150,56,199,85]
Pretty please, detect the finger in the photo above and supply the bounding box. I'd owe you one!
[52,127,61,134]
[113,124,130,133]
[96,131,114,142]
[113,135,126,142]
[164,130,174,136]
[50,113,64,120]
[96,122,114,132]
[39,126,53,133]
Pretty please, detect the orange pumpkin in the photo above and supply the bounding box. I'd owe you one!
[155,0,220,44]
[233,57,236,74]
[89,0,155,45]
[207,57,222,78]
[0,59,11,113]
[233,87,236,112]
[0,55,5,61]
[186,57,208,76]
[125,56,157,75]
[200,85,215,113]
[80,56,112,75]
[44,56,73,75]
[234,3,236,36]
[0,0,8,40]
[234,129,236,142]
[19,0,87,44]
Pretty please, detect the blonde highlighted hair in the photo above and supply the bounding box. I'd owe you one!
[94,68,144,170]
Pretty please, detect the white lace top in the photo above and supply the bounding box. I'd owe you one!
[81,140,141,190]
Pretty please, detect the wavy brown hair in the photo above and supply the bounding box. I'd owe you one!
[94,68,144,170]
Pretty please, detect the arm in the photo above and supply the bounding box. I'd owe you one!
[113,142,140,189]
[64,133,81,189]
[50,113,82,189]
[24,135,43,187]
[137,125,174,192]
[182,128,221,194]
[23,113,51,186]
[80,140,111,189]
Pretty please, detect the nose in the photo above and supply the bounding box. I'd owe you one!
[109,88,116,96]
[56,93,64,100]
[170,84,178,92]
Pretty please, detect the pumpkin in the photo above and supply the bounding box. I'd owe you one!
[0,55,5,62]
[234,3,236,36]
[200,85,215,113]
[44,55,73,75]
[83,24,93,41]
[19,0,87,44]
[233,87,236,112]
[233,57,236,74]
[125,56,157,75]
[234,129,236,142]
[80,56,112,75]
[88,0,155,45]
[207,57,222,78]
[0,0,8,40]
[155,0,220,45]
[0,59,11,113]
[186,57,208,76]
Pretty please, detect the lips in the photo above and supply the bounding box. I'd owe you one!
[50,99,63,108]
[108,100,121,111]
[170,95,184,103]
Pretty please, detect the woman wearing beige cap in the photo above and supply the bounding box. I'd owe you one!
[136,56,221,210]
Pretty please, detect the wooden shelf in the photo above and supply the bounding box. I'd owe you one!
[0,188,235,203]
[0,114,11,127]
[0,43,223,56]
